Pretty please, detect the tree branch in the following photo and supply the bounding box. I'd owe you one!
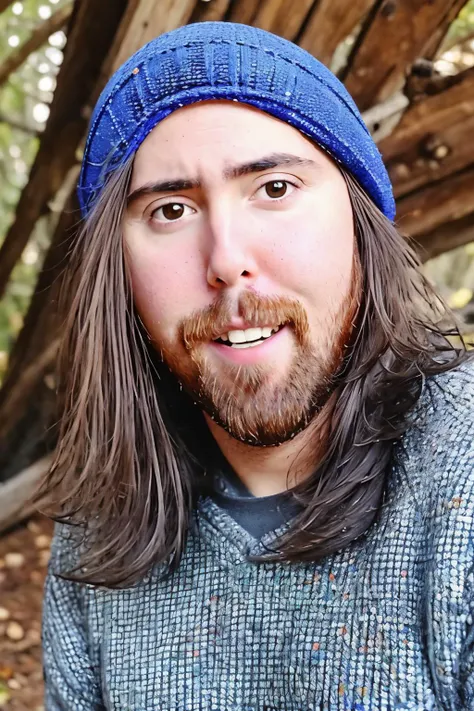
[343,0,467,111]
[0,3,73,89]
[0,0,15,15]
[298,0,373,67]
[0,455,52,534]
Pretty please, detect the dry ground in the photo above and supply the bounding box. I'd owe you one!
[0,514,54,710]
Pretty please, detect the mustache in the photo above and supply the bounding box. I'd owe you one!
[180,291,310,350]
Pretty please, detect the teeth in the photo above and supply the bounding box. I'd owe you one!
[213,324,283,344]
[227,326,279,344]
[228,329,247,344]
[244,327,262,342]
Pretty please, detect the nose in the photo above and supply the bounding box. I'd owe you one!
[206,208,258,290]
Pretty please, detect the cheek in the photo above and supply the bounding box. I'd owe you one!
[125,239,204,341]
[256,190,355,304]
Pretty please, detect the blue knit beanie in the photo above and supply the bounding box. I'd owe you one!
[77,21,395,220]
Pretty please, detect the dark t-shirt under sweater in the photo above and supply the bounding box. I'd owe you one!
[208,449,303,539]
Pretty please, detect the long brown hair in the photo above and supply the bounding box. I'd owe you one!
[34,158,470,588]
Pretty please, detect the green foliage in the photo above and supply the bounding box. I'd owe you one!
[444,0,474,46]
[0,0,68,379]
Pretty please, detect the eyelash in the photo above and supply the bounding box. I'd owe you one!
[147,179,299,225]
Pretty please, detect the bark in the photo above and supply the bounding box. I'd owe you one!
[0,3,73,89]
[226,0,261,25]
[0,0,15,14]
[190,0,231,23]
[415,212,474,263]
[0,456,51,534]
[343,0,469,111]
[397,164,474,259]
[252,0,315,42]
[111,0,197,72]
[298,0,373,66]
[380,66,474,198]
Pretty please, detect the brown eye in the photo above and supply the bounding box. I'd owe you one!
[151,202,194,223]
[265,181,288,199]
[161,203,184,220]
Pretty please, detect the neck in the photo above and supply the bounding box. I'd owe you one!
[204,399,334,497]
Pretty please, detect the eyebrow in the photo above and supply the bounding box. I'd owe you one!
[126,152,318,206]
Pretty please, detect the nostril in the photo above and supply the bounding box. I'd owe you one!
[241,270,250,277]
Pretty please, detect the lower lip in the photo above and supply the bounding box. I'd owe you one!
[208,326,288,364]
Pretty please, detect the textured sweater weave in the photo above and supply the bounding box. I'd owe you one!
[42,363,474,711]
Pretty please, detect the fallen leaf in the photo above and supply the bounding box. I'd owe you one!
[0,667,13,681]
[0,681,11,705]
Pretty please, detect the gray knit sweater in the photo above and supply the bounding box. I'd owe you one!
[42,363,474,710]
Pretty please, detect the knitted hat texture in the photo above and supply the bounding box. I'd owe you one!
[77,21,395,220]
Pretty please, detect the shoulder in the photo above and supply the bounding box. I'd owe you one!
[403,360,474,695]
[49,521,87,578]
[401,358,474,494]
[394,359,474,582]
[416,357,474,431]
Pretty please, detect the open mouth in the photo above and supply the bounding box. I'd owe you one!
[212,324,284,349]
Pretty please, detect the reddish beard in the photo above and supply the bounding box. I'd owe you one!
[158,270,360,447]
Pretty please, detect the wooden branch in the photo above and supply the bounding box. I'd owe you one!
[0,456,51,535]
[343,0,468,111]
[251,0,314,42]
[190,0,231,23]
[0,338,59,439]
[0,3,73,89]
[379,66,474,198]
[405,62,463,103]
[422,0,472,59]
[362,91,409,137]
[298,0,373,66]
[226,0,261,25]
[397,164,474,254]
[0,0,128,301]
[414,212,474,262]
[111,0,197,72]
[0,0,15,15]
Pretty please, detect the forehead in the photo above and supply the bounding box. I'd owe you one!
[130,100,330,184]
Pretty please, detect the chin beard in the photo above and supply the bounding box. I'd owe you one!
[195,381,335,447]
[175,340,341,447]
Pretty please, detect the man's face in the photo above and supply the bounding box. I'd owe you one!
[123,101,358,446]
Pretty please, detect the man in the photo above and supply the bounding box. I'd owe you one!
[39,21,474,711]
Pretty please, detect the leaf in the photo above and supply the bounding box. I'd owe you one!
[0,680,11,706]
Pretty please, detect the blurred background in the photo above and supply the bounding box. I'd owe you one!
[0,0,473,707]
